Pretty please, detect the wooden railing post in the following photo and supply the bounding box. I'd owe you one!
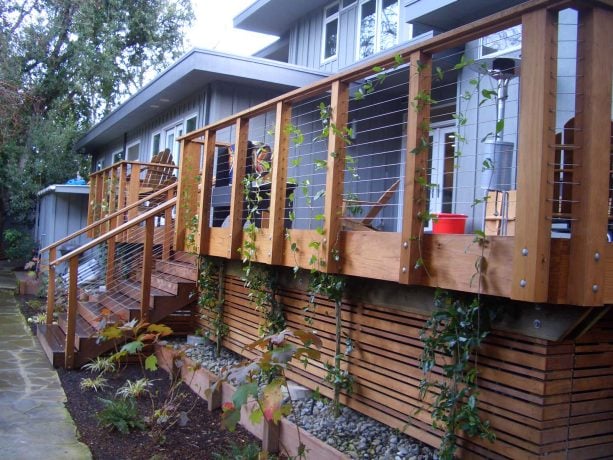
[163,186,175,260]
[175,139,201,252]
[228,118,249,259]
[268,101,292,265]
[197,130,217,255]
[511,8,558,302]
[46,246,56,324]
[322,81,349,272]
[127,163,141,222]
[400,51,432,284]
[94,172,104,233]
[116,162,128,229]
[87,173,97,233]
[140,216,154,322]
[65,256,78,369]
[567,6,613,306]
[107,166,117,233]
[106,238,116,290]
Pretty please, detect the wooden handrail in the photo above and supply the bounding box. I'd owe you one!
[40,181,178,254]
[89,160,179,178]
[178,0,576,143]
[51,197,177,267]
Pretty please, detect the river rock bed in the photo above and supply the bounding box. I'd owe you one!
[168,339,245,375]
[288,399,437,460]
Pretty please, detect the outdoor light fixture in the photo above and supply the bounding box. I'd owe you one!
[474,56,521,191]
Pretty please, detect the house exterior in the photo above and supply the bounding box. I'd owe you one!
[42,1,613,459]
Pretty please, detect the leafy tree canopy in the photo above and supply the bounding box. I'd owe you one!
[0,0,193,251]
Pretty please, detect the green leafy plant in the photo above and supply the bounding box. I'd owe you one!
[80,375,109,392]
[82,356,117,375]
[2,228,35,261]
[198,256,228,357]
[116,378,154,399]
[418,291,496,459]
[212,441,262,460]
[96,397,145,434]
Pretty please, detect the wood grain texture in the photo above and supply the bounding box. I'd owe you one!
[174,139,201,251]
[197,131,217,255]
[228,118,249,260]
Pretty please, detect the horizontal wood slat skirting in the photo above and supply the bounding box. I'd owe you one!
[195,273,613,459]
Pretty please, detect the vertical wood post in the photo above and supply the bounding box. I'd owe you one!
[322,81,349,272]
[116,162,128,228]
[94,172,104,233]
[567,7,613,306]
[511,9,557,301]
[228,118,249,259]
[107,166,117,232]
[262,419,280,454]
[198,131,217,255]
[127,163,141,222]
[140,217,154,323]
[163,188,174,260]
[106,238,116,290]
[64,256,78,369]
[46,247,56,324]
[175,139,201,251]
[87,173,97,233]
[400,51,432,284]
[268,101,292,265]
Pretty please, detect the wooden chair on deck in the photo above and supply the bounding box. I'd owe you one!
[342,179,400,231]
[138,149,176,209]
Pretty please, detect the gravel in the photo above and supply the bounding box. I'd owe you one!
[171,339,438,460]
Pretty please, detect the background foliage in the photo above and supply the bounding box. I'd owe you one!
[0,0,193,254]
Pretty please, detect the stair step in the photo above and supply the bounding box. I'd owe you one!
[100,292,140,322]
[57,313,99,351]
[155,259,198,281]
[172,251,198,265]
[115,279,173,305]
[36,324,70,368]
[151,272,196,296]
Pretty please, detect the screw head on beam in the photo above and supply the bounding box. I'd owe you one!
[520,279,527,287]
[592,284,599,293]
[403,241,408,249]
[594,251,601,261]
[521,248,528,256]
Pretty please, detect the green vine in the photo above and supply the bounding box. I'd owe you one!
[418,290,496,459]
[197,256,228,357]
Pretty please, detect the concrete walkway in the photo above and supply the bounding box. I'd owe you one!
[0,264,91,459]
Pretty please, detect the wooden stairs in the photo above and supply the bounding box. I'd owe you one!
[37,252,198,368]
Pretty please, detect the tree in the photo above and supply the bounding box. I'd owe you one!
[0,0,194,255]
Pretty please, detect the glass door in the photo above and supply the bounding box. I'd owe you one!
[427,125,456,229]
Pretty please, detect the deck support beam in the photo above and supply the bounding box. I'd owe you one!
[175,139,201,251]
[197,131,217,255]
[228,118,249,260]
[400,51,432,284]
[566,6,613,306]
[323,81,349,273]
[511,8,557,302]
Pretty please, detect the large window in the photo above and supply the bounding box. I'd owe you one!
[358,0,399,59]
[322,3,340,62]
[479,25,522,58]
[151,133,161,157]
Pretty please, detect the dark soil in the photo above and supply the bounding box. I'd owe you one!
[16,295,260,460]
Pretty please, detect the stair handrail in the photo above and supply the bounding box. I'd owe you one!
[47,196,177,369]
[39,181,178,256]
[89,159,178,177]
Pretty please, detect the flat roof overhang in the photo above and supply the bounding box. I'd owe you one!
[76,49,328,151]
[234,0,329,35]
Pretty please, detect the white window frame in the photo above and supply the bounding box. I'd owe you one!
[321,2,340,63]
[185,113,198,134]
[478,25,522,59]
[151,132,161,158]
[112,150,123,163]
[126,140,141,162]
[356,0,400,60]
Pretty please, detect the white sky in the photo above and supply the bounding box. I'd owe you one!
[186,1,278,56]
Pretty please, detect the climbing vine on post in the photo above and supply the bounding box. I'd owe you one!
[418,290,496,459]
[197,256,228,357]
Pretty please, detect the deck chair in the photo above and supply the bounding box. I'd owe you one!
[342,179,400,231]
[138,149,176,208]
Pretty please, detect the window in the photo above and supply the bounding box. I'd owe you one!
[151,133,161,157]
[358,0,399,59]
[186,115,197,133]
[342,0,356,7]
[479,25,522,58]
[126,142,140,161]
[113,151,122,163]
[96,159,105,171]
[322,3,339,62]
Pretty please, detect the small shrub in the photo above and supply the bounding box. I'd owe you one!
[2,228,35,261]
[213,442,262,460]
[96,397,145,434]
[27,313,47,325]
[82,356,117,375]
[80,376,108,392]
[116,378,153,399]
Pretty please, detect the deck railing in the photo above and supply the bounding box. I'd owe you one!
[174,0,612,307]
[46,196,177,368]
[87,160,179,237]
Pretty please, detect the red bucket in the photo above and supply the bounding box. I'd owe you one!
[432,213,467,234]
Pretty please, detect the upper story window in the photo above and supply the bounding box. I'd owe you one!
[479,25,522,58]
[358,0,399,59]
[322,3,340,62]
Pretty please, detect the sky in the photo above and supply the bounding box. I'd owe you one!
[186,1,279,56]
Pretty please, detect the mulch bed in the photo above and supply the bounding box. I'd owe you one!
[16,295,260,460]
